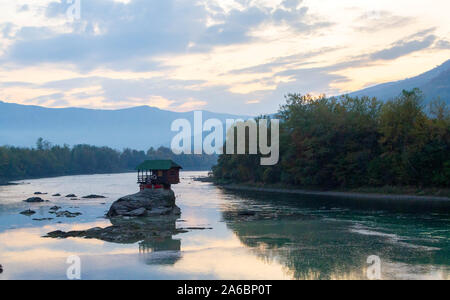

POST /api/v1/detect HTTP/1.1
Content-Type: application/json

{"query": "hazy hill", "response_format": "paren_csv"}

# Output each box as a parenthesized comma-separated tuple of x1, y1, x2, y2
(349, 59, 450, 103)
(2, 60, 448, 150)
(0, 102, 248, 150)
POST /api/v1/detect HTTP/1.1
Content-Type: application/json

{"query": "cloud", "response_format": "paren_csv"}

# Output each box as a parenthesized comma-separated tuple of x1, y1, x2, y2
(355, 10, 414, 32)
(370, 32, 436, 61)
(281, 0, 303, 10)
(23, 92, 66, 105)
(0, 23, 15, 39)
(228, 48, 338, 75)
(0, 1, 448, 116)
(6, 74, 247, 112)
(17, 4, 30, 13)
(0, 81, 34, 88)
(1, 0, 327, 72)
(435, 40, 450, 50)
(260, 66, 350, 104)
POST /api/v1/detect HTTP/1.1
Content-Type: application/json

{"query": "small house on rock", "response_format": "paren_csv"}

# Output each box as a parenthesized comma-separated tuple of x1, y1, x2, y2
(136, 160, 182, 190)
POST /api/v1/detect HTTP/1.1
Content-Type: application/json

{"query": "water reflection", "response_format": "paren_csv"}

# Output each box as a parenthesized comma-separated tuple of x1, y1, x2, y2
(220, 189, 450, 280)
(139, 238, 181, 266)
(45, 216, 183, 266)
(0, 172, 448, 279)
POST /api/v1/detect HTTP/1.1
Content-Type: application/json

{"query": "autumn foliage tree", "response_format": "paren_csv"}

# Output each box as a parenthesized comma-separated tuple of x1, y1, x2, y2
(213, 89, 450, 189)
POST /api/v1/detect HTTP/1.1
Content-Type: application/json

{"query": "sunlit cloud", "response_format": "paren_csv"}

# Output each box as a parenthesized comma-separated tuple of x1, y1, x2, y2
(0, 0, 448, 115)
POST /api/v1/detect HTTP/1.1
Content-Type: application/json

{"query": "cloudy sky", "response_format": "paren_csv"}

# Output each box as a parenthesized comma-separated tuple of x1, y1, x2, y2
(0, 0, 449, 115)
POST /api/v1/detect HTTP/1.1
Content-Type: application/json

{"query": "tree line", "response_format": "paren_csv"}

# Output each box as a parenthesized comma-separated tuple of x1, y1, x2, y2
(0, 141, 217, 182)
(213, 89, 450, 189)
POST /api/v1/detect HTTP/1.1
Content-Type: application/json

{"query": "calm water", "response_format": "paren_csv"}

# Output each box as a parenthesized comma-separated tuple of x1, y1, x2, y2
(0, 172, 448, 280)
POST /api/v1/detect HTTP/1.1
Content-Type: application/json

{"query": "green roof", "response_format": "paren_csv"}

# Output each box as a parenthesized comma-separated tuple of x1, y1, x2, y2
(136, 160, 182, 171)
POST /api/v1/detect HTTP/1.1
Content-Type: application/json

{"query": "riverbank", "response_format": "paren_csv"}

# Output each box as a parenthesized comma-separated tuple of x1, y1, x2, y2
(193, 176, 450, 210)
(220, 184, 450, 201)
(196, 176, 450, 198)
(218, 184, 450, 211)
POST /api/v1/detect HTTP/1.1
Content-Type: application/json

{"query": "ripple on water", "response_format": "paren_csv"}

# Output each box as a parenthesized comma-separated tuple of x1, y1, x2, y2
(349, 224, 441, 251)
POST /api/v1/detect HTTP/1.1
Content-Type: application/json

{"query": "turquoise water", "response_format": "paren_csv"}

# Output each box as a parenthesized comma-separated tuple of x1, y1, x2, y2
(0, 172, 448, 280)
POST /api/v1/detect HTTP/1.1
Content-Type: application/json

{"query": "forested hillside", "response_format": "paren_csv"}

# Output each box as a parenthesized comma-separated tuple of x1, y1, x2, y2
(213, 89, 450, 189)
(0, 141, 217, 183)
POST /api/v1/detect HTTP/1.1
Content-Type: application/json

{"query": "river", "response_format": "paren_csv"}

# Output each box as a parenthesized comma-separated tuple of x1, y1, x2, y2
(0, 171, 448, 280)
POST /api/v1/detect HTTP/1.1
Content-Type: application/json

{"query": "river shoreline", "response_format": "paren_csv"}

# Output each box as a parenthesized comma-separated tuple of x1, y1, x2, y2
(217, 184, 450, 211)
(194, 176, 450, 199)
(219, 184, 450, 201)
(0, 168, 213, 187)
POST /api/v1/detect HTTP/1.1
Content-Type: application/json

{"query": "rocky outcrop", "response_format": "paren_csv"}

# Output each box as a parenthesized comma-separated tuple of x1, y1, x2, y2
(106, 189, 181, 218)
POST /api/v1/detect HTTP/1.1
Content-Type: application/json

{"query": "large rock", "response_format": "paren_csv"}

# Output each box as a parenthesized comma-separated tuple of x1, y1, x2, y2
(106, 189, 181, 218)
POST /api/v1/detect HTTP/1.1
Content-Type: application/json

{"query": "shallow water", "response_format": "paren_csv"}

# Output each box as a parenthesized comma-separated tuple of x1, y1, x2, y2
(0, 172, 448, 280)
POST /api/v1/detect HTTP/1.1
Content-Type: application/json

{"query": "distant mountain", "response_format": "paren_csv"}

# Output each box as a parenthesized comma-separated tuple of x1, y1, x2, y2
(349, 59, 450, 103)
(0, 102, 248, 150)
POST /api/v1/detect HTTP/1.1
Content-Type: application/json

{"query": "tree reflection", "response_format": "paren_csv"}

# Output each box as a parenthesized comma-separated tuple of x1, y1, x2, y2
(220, 189, 448, 280)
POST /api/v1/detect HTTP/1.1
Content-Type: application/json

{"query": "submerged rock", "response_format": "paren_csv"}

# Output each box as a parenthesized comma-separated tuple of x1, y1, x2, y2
(24, 197, 45, 203)
(82, 194, 106, 199)
(107, 189, 181, 218)
(180, 227, 213, 230)
(33, 218, 54, 221)
(49, 206, 61, 211)
(20, 209, 36, 216)
(65, 194, 77, 198)
(49, 210, 82, 218)
(58, 211, 82, 218)
(52, 194, 61, 197)
(34, 192, 48, 195)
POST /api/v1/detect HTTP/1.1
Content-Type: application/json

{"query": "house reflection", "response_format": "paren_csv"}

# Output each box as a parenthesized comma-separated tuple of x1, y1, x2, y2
(138, 238, 182, 265)
(107, 216, 183, 266)
(46, 215, 183, 266)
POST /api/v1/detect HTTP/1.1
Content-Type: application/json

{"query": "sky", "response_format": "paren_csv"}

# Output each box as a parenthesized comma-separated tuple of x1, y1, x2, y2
(0, 0, 449, 115)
